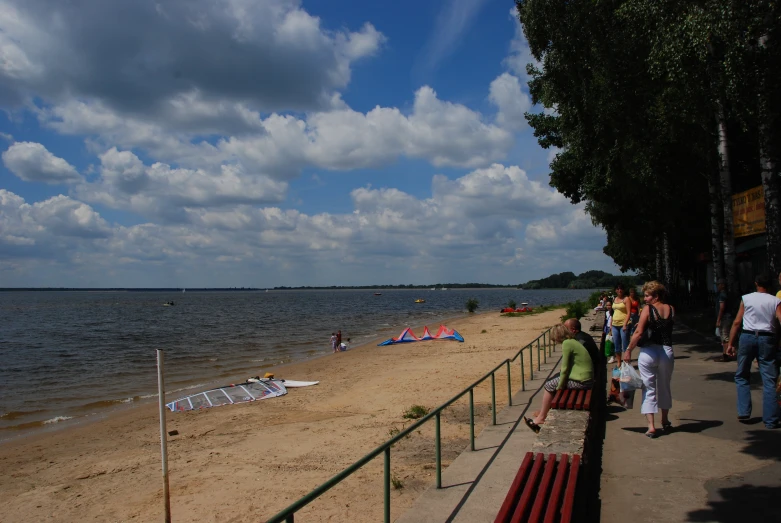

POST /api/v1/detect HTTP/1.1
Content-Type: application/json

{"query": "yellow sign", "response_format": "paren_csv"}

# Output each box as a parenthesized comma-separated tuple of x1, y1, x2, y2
(732, 186, 766, 238)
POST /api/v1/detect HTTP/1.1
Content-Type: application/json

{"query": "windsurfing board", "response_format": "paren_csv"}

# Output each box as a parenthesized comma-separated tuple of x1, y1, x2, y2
(279, 380, 319, 388)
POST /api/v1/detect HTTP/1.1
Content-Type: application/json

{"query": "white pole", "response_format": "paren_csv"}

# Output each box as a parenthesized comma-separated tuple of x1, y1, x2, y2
(157, 349, 172, 523)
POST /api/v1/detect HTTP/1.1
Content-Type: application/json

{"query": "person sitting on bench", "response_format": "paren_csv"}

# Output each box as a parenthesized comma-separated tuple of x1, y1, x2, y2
(524, 323, 594, 433)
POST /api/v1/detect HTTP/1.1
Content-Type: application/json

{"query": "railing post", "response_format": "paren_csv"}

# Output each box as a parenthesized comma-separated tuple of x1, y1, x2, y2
(384, 447, 391, 523)
(469, 389, 475, 451)
(491, 373, 496, 425)
(286, 515, 294, 523)
(549, 331, 553, 355)
(537, 339, 542, 370)
(506, 360, 512, 407)
(529, 344, 534, 381)
(520, 348, 525, 391)
(435, 413, 442, 488)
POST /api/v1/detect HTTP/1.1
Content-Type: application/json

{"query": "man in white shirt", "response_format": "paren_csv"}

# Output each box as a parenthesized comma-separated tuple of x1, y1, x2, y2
(727, 273, 781, 429)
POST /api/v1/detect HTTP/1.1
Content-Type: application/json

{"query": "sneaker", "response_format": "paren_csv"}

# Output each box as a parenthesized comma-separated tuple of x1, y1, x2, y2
(608, 356, 615, 364)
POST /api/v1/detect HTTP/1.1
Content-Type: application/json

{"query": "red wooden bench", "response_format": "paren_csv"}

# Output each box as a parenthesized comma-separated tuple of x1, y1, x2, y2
(494, 452, 580, 523)
(550, 388, 592, 410)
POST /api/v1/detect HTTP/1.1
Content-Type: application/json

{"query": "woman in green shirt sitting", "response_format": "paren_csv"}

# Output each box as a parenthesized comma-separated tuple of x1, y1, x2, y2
(524, 323, 594, 433)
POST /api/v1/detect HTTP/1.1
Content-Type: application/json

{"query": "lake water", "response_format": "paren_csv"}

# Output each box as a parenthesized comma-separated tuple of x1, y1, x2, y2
(0, 288, 595, 439)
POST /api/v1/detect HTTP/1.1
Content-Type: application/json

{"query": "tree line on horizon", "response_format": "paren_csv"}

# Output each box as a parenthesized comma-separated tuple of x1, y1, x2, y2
(520, 270, 642, 290)
(516, 0, 781, 300)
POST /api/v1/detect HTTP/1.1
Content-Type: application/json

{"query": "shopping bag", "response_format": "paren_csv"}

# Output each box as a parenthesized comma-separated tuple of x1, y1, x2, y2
(620, 389, 635, 409)
(605, 335, 615, 357)
(608, 368, 621, 404)
(619, 362, 643, 391)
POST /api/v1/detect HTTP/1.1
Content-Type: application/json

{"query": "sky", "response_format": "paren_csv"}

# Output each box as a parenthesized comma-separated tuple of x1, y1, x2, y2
(0, 0, 620, 288)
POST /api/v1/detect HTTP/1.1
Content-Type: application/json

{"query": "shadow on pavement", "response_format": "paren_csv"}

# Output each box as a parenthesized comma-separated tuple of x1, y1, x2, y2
(673, 418, 724, 433)
(704, 371, 761, 389)
(740, 429, 781, 461)
(687, 484, 778, 521)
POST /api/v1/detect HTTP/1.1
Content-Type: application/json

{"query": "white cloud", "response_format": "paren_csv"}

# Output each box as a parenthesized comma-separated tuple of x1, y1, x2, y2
(0, 0, 385, 121)
(489, 73, 532, 131)
(2, 141, 81, 184)
(416, 0, 490, 77)
(503, 7, 541, 84)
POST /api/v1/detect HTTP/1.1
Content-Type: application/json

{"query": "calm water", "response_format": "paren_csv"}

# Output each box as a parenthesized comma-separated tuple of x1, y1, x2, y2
(0, 288, 594, 438)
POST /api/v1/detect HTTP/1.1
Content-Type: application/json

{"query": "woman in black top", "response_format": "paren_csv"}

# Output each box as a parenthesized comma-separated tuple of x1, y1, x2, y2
(624, 281, 675, 438)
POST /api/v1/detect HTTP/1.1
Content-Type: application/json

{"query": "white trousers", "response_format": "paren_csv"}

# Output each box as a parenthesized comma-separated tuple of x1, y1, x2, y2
(638, 344, 674, 415)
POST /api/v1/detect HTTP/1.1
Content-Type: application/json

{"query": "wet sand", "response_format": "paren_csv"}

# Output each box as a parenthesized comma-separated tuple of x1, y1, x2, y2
(0, 309, 564, 522)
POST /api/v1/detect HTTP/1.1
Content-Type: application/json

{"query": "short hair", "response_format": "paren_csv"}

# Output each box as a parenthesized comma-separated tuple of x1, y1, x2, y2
(755, 273, 772, 289)
(615, 282, 625, 292)
(564, 318, 582, 332)
(642, 280, 666, 299)
(551, 323, 574, 343)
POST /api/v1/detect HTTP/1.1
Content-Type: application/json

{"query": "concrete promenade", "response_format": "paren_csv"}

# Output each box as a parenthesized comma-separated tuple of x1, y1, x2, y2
(600, 321, 781, 523)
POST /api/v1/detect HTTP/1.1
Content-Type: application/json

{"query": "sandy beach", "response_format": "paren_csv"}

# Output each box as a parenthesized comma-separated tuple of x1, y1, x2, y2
(0, 309, 564, 522)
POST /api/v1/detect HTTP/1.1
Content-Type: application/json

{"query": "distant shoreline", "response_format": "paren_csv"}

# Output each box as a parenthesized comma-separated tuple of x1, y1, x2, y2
(0, 285, 526, 292)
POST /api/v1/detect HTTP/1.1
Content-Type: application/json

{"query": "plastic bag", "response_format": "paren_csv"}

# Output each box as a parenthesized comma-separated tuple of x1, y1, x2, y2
(619, 362, 643, 391)
(715, 328, 721, 338)
(605, 335, 615, 357)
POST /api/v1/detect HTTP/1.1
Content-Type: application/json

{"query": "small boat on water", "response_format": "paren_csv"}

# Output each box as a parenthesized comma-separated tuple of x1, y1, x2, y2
(163, 301, 176, 306)
(414, 299, 426, 303)
(374, 292, 382, 296)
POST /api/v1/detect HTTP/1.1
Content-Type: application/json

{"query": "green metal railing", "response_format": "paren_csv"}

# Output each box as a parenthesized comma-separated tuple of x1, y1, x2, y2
(266, 326, 557, 523)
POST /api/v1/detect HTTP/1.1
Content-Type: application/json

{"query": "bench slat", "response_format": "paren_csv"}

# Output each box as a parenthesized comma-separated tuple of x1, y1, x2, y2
(584, 389, 592, 410)
(551, 389, 564, 409)
(566, 389, 577, 410)
(494, 452, 534, 523)
(560, 454, 581, 523)
(575, 390, 585, 410)
(510, 452, 546, 523)
(543, 454, 570, 523)
(528, 454, 558, 523)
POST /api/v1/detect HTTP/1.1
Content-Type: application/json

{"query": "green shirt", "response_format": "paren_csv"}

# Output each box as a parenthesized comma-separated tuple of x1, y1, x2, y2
(558, 339, 594, 388)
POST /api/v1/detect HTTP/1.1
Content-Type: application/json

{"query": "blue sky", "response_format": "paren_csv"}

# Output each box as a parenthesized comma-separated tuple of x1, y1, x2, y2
(0, 0, 619, 287)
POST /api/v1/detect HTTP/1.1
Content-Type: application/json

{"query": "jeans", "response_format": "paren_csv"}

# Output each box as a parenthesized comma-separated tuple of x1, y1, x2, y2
(611, 325, 629, 355)
(638, 344, 674, 414)
(735, 333, 780, 427)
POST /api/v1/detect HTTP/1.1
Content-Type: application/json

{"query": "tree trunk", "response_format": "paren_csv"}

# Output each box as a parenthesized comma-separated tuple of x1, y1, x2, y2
(717, 101, 737, 297)
(758, 34, 781, 280)
(663, 231, 673, 291)
(709, 166, 725, 290)
(655, 236, 663, 281)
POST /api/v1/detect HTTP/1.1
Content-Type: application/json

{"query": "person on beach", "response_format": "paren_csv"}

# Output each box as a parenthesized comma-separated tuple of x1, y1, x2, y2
(628, 287, 640, 336)
(524, 324, 594, 433)
(336, 330, 342, 349)
(715, 279, 734, 362)
(609, 283, 630, 365)
(330, 333, 338, 353)
(726, 273, 781, 429)
(565, 318, 602, 366)
(624, 281, 675, 438)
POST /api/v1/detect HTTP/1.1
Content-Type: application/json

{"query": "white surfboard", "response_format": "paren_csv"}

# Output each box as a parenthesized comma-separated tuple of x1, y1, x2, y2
(278, 380, 319, 388)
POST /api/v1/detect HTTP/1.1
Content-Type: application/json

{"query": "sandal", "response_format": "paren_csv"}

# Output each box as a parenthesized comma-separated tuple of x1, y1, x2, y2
(662, 421, 673, 432)
(524, 416, 541, 434)
(645, 430, 657, 438)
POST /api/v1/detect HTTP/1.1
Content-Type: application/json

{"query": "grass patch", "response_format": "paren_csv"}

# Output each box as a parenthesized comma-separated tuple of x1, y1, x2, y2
(481, 329, 487, 333)
(403, 404, 429, 419)
(391, 475, 404, 490)
(388, 426, 400, 438)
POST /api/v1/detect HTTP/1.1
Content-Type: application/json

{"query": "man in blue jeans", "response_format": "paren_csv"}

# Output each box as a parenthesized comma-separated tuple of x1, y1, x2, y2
(726, 273, 781, 429)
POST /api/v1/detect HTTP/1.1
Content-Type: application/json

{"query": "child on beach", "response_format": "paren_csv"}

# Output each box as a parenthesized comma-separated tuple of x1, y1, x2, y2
(330, 333, 338, 353)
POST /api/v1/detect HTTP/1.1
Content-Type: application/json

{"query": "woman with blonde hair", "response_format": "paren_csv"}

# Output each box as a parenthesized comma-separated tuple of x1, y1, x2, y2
(524, 323, 594, 433)
(624, 281, 675, 438)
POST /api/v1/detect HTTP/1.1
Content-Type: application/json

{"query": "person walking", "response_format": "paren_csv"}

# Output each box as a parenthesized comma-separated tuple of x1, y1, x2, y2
(330, 332, 338, 353)
(628, 287, 641, 336)
(715, 279, 734, 362)
(726, 273, 781, 429)
(624, 281, 675, 438)
(610, 283, 630, 365)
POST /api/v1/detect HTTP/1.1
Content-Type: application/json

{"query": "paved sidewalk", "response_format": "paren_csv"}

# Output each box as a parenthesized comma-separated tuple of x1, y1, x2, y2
(600, 323, 781, 522)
